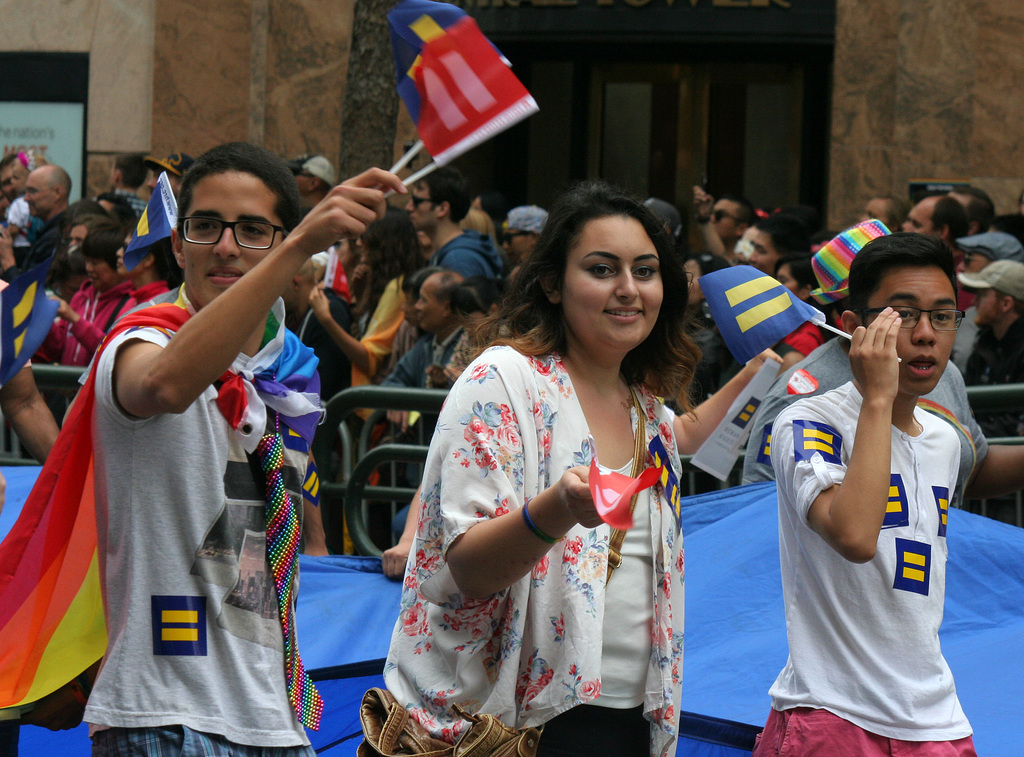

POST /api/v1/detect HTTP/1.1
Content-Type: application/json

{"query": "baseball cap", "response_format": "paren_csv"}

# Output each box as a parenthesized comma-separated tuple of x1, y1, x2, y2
(956, 231, 1024, 263)
(643, 197, 682, 240)
(957, 259, 1024, 301)
(289, 154, 336, 186)
(505, 205, 548, 235)
(143, 152, 194, 177)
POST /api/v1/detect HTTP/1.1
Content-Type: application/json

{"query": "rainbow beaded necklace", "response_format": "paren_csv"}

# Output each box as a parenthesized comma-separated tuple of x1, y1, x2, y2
(255, 417, 323, 730)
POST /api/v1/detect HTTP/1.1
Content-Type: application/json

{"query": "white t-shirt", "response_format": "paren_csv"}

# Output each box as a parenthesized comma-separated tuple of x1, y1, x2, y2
(85, 324, 311, 747)
(6, 196, 30, 248)
(768, 382, 972, 741)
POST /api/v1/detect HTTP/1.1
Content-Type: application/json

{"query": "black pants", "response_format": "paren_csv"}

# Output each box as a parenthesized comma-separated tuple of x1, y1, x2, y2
(538, 704, 648, 756)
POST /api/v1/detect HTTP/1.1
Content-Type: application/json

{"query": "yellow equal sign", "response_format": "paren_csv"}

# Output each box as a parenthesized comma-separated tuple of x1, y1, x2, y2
(887, 485, 904, 513)
(802, 428, 835, 453)
(901, 551, 927, 582)
(161, 609, 199, 641)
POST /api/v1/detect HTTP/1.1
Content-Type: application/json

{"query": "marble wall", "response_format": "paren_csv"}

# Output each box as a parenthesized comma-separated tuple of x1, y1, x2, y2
(828, 0, 1024, 227)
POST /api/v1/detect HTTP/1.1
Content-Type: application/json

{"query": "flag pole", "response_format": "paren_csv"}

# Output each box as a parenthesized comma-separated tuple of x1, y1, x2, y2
(818, 322, 851, 341)
(817, 320, 901, 362)
(402, 160, 439, 187)
(388, 140, 424, 174)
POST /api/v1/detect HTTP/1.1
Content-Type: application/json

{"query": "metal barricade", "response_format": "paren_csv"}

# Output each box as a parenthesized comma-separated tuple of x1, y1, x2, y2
(312, 385, 447, 554)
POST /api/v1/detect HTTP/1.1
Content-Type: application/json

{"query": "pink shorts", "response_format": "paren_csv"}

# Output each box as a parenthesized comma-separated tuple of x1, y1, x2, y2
(751, 707, 977, 757)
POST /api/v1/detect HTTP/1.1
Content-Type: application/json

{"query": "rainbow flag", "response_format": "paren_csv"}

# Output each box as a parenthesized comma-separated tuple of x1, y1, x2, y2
(0, 304, 189, 711)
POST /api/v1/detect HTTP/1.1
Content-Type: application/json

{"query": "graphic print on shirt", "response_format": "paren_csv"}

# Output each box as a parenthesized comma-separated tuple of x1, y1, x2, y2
(186, 442, 305, 650)
(883, 474, 910, 529)
(933, 486, 950, 538)
(151, 595, 207, 656)
(792, 420, 843, 464)
(893, 537, 931, 596)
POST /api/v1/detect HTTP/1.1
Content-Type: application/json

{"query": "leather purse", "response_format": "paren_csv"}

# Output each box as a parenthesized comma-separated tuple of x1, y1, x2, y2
(358, 687, 541, 757)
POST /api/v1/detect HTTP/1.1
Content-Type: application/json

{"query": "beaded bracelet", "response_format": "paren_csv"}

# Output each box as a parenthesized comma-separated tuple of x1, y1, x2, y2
(522, 501, 561, 544)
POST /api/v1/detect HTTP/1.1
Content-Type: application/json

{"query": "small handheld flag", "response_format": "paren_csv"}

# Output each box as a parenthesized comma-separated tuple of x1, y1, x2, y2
(588, 449, 661, 531)
(388, 0, 538, 169)
(699, 266, 837, 364)
(0, 259, 59, 385)
(124, 171, 178, 271)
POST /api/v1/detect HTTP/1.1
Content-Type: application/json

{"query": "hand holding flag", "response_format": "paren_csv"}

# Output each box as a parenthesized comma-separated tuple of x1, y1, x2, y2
(124, 171, 177, 271)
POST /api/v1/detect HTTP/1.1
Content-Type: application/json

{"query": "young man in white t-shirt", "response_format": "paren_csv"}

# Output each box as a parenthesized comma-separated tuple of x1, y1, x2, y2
(753, 232, 977, 756)
(83, 143, 405, 755)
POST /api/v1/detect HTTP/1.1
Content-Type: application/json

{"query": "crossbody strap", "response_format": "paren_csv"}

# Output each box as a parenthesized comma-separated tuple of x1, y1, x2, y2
(606, 388, 646, 583)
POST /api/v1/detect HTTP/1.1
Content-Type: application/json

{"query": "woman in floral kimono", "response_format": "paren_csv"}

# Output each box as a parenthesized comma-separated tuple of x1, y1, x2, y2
(384, 181, 699, 756)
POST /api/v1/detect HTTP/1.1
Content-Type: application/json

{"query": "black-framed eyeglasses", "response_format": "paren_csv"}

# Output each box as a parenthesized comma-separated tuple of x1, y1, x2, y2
(181, 216, 285, 250)
(502, 230, 531, 244)
(409, 194, 434, 208)
(713, 209, 739, 222)
(859, 306, 964, 331)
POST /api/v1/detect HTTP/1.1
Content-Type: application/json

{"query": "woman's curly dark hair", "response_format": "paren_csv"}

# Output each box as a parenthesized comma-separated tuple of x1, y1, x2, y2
(479, 180, 700, 405)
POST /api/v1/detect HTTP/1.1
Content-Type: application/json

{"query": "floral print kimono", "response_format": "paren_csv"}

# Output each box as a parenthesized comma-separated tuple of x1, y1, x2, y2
(384, 346, 686, 757)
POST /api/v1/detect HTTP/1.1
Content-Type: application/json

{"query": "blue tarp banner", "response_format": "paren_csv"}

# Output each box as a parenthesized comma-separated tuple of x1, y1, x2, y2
(5, 473, 1022, 755)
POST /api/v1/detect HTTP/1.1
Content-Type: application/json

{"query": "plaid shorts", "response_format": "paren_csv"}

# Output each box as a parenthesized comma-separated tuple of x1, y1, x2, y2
(91, 725, 317, 757)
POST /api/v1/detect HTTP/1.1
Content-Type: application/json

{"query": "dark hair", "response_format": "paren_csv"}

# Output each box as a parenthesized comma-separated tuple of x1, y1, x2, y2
(0, 153, 21, 172)
(950, 186, 995, 233)
(451, 275, 505, 317)
(358, 206, 422, 318)
(68, 199, 110, 225)
(178, 142, 302, 233)
(869, 196, 910, 231)
(719, 194, 756, 226)
(479, 180, 699, 402)
(775, 254, 816, 291)
(81, 217, 127, 269)
(114, 153, 147, 189)
(428, 270, 463, 305)
(777, 205, 821, 235)
(95, 192, 139, 228)
(475, 189, 508, 228)
(755, 213, 811, 256)
(847, 232, 956, 311)
(402, 265, 444, 296)
(686, 252, 730, 278)
(420, 166, 471, 223)
(991, 214, 1024, 249)
(931, 196, 969, 241)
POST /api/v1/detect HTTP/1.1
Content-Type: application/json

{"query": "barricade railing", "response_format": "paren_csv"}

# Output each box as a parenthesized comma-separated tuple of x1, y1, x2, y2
(8, 370, 1024, 546)
(312, 385, 447, 553)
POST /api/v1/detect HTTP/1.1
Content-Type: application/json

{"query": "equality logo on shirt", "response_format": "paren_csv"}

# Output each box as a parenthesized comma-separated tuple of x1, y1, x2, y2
(303, 459, 320, 507)
(731, 398, 761, 429)
(792, 420, 842, 464)
(756, 424, 773, 465)
(883, 474, 910, 529)
(152, 595, 208, 656)
(786, 368, 819, 395)
(933, 486, 950, 538)
(893, 538, 931, 596)
(282, 425, 310, 454)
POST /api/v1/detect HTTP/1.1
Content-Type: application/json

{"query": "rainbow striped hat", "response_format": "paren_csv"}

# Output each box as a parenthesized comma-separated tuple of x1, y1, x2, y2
(810, 219, 890, 304)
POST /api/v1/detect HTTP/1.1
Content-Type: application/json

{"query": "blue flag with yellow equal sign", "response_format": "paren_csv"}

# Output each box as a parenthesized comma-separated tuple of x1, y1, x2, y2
(699, 265, 826, 364)
(0, 259, 59, 385)
(124, 171, 177, 271)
